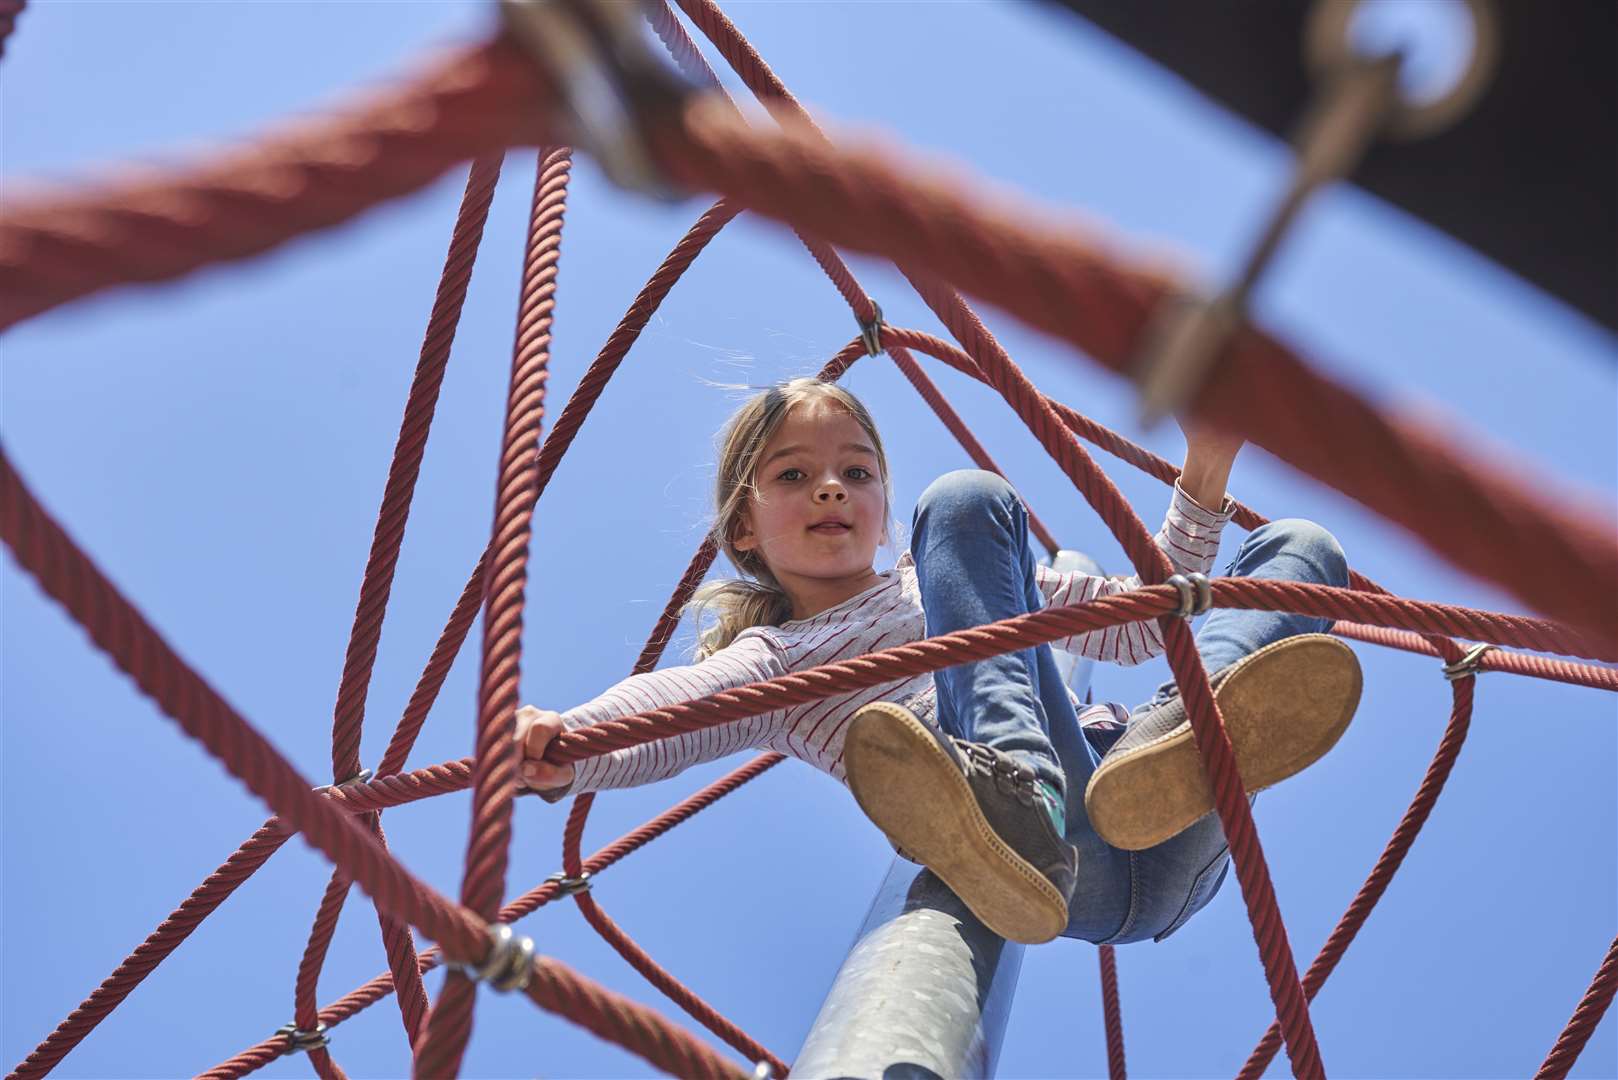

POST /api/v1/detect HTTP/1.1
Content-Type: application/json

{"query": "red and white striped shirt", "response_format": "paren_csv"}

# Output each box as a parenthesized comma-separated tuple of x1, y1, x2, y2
(559, 482, 1232, 799)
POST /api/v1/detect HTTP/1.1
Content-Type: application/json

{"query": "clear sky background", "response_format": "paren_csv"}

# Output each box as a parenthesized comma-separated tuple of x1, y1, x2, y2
(3, 3, 1615, 1079)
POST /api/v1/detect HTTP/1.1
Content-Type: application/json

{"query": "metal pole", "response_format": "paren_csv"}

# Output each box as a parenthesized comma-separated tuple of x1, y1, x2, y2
(793, 550, 1102, 1079)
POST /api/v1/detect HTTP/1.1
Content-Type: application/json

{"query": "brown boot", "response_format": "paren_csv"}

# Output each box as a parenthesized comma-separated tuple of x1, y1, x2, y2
(843, 701, 1077, 944)
(1084, 633, 1362, 851)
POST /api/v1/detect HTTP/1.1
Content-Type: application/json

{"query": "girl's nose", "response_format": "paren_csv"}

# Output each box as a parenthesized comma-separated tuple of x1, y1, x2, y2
(815, 484, 846, 502)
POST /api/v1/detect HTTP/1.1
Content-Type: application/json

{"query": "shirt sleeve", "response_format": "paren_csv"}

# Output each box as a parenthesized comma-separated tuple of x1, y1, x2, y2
(1032, 480, 1234, 666)
(528, 630, 789, 802)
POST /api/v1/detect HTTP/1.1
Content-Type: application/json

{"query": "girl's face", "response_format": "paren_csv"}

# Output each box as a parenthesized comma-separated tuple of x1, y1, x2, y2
(733, 399, 887, 619)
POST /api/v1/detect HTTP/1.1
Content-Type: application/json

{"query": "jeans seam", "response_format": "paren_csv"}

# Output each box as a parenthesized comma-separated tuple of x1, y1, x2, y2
(1100, 851, 1141, 945)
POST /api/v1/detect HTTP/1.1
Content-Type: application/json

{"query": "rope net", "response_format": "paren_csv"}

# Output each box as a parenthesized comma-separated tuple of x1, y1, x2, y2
(2, 3, 1614, 1077)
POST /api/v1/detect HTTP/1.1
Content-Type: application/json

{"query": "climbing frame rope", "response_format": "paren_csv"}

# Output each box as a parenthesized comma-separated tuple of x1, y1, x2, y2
(3, 4, 1615, 1078)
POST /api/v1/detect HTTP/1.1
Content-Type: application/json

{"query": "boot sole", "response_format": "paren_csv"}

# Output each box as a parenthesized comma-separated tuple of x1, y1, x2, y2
(1084, 634, 1362, 851)
(843, 702, 1069, 944)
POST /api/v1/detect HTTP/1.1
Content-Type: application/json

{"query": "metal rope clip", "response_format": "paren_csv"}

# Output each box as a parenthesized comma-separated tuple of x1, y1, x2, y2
(500, 0, 696, 198)
(275, 1021, 329, 1054)
(545, 870, 593, 896)
(1132, 0, 1499, 426)
(857, 300, 885, 357)
(750, 1061, 775, 1079)
(455, 923, 537, 993)
(1442, 642, 1496, 682)
(1166, 572, 1212, 618)
(314, 768, 374, 796)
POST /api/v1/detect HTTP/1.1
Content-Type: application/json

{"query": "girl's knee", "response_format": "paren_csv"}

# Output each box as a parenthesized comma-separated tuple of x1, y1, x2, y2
(1245, 518, 1348, 586)
(915, 469, 1019, 527)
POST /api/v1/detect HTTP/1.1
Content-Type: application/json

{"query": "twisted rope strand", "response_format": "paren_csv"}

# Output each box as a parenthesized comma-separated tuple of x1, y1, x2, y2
(415, 147, 572, 1079)
(299, 156, 503, 1062)
(576, 892, 790, 1077)
(9, 29, 1609, 646)
(0, 0, 25, 60)
(1237, 676, 1478, 1078)
(0, 41, 544, 331)
(6, 819, 292, 1080)
(1098, 945, 1126, 1080)
(648, 97, 1618, 648)
(204, 755, 785, 1078)
(0, 449, 742, 1080)
(1535, 934, 1618, 1080)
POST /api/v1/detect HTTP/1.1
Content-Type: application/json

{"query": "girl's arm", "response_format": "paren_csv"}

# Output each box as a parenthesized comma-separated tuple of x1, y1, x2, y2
(517, 630, 788, 802)
(1035, 420, 1242, 665)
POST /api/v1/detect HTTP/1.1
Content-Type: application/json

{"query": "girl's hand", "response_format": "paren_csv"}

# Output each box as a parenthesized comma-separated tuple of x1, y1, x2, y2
(515, 705, 575, 792)
(1176, 413, 1245, 466)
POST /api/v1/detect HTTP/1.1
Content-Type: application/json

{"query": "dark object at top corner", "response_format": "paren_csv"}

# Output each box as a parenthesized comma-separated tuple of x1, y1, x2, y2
(1050, 0, 1617, 336)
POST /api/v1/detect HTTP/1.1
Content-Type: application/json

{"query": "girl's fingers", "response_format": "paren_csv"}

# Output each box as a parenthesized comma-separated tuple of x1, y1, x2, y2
(520, 758, 575, 790)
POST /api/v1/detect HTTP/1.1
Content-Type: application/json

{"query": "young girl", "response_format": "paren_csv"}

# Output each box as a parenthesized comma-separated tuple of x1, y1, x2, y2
(517, 378, 1361, 946)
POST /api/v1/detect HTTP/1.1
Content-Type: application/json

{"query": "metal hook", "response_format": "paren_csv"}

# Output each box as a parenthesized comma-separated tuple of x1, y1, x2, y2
(501, 0, 696, 198)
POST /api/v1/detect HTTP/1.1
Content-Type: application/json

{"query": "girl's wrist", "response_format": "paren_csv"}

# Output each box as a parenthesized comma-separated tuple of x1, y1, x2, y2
(1178, 457, 1233, 511)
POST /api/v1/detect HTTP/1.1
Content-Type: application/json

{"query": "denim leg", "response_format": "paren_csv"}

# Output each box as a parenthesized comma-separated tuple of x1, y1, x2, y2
(1109, 518, 1350, 943)
(1142, 518, 1350, 708)
(912, 471, 1137, 941)
(910, 471, 1072, 799)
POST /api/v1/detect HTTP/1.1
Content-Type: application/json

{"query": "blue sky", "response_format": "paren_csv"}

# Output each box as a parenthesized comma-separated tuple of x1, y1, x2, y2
(3, 3, 1614, 1078)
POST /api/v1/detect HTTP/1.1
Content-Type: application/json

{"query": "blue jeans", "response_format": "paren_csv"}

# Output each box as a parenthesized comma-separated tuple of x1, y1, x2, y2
(911, 470, 1348, 944)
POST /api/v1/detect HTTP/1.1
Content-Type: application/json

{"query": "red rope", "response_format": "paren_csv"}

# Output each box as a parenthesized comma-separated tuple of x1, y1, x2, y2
(576, 892, 792, 1076)
(0, 450, 743, 1080)
(7, 36, 1611, 649)
(1098, 945, 1126, 1080)
(5, 9, 1613, 1072)
(0, 41, 542, 332)
(6, 819, 292, 1080)
(416, 147, 572, 1078)
(296, 154, 503, 1064)
(1332, 622, 1618, 691)
(1237, 673, 1478, 1077)
(649, 99, 1618, 650)
(203, 754, 786, 1078)
(1535, 934, 1618, 1080)
(649, 0, 1062, 558)
(0, 0, 24, 60)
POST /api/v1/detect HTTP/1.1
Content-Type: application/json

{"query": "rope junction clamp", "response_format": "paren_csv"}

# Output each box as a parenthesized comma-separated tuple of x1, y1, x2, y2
(1133, 0, 1497, 426)
(545, 870, 593, 896)
(500, 0, 696, 198)
(275, 1022, 329, 1054)
(1442, 642, 1496, 681)
(455, 923, 537, 993)
(1166, 572, 1213, 618)
(857, 300, 885, 357)
(314, 768, 374, 796)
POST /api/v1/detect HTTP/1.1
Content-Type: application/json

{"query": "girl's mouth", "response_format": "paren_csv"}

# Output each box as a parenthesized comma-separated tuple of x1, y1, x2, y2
(809, 522, 851, 534)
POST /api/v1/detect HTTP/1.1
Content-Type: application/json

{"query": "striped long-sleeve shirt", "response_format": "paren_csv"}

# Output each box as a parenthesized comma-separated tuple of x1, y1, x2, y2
(547, 481, 1233, 801)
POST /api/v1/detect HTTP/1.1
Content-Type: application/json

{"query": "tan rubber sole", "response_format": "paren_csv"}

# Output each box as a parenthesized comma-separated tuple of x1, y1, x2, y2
(842, 702, 1069, 944)
(1084, 634, 1362, 852)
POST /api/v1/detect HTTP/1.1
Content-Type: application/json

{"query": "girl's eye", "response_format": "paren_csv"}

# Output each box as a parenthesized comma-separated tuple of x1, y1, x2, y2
(845, 466, 872, 480)
(777, 468, 804, 482)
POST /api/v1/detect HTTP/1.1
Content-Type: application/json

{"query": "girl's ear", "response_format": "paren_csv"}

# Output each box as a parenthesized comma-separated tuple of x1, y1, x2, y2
(732, 508, 757, 552)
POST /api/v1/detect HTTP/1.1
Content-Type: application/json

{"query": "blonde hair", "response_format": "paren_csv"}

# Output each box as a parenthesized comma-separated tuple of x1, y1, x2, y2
(687, 378, 894, 659)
